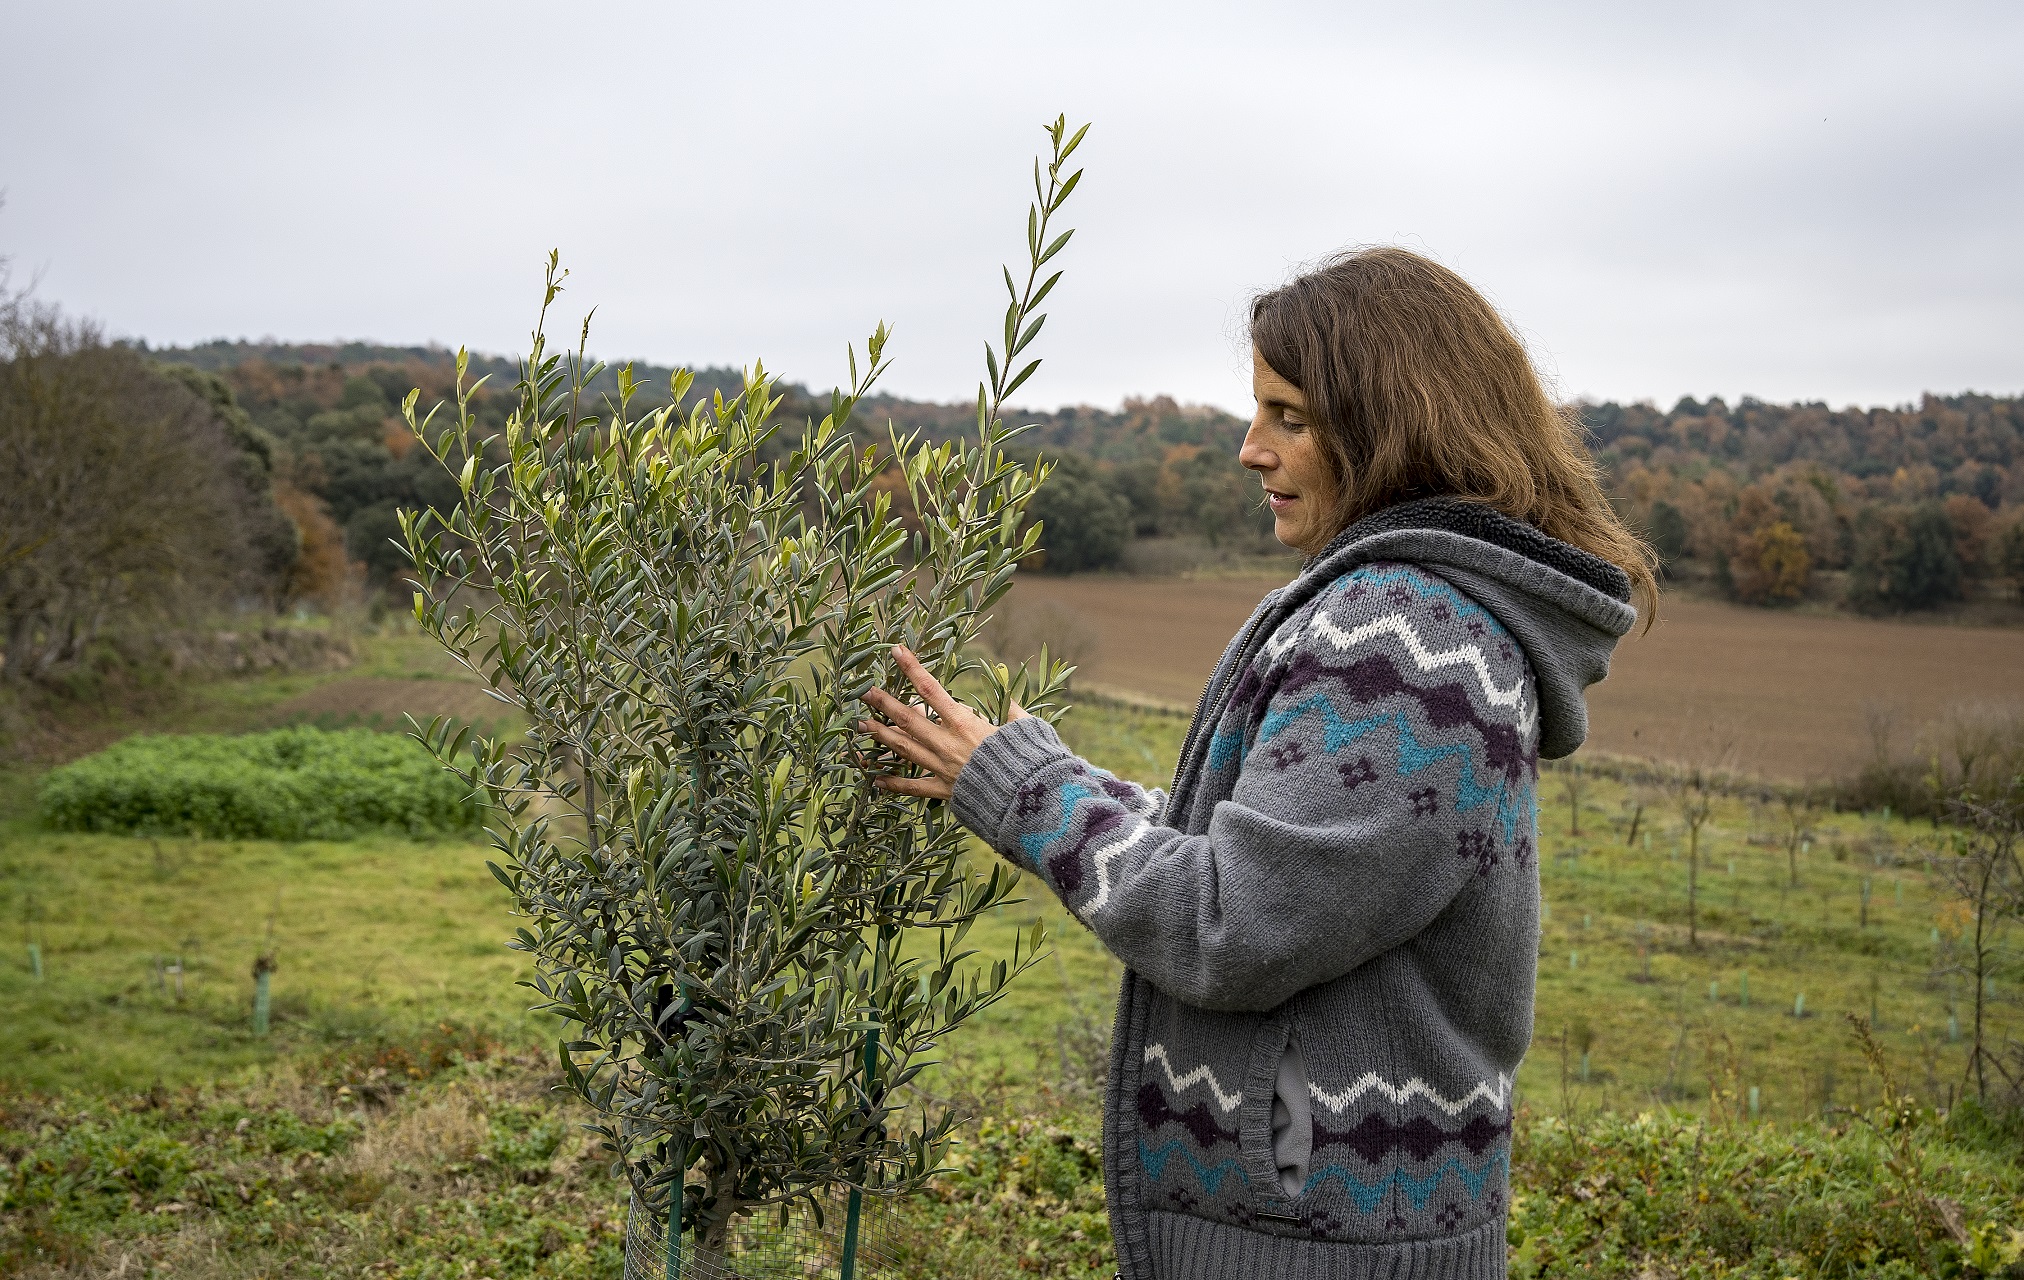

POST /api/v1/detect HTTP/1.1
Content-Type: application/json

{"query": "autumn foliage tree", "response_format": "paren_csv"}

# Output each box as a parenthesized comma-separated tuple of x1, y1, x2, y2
(1730, 521, 1811, 604)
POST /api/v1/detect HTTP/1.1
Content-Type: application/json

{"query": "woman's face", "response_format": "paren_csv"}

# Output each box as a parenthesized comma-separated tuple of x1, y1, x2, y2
(1240, 348, 1341, 556)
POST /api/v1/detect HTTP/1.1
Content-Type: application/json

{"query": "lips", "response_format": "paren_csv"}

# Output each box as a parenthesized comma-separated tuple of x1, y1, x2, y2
(1265, 489, 1297, 511)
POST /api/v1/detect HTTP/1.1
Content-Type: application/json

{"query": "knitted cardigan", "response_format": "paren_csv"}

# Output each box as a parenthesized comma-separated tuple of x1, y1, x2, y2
(952, 500, 1637, 1280)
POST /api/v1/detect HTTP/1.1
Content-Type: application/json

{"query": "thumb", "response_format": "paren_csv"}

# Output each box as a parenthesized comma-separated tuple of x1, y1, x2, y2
(1007, 701, 1032, 722)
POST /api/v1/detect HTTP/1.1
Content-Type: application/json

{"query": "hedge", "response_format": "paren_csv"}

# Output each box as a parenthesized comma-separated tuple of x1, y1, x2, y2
(36, 726, 480, 840)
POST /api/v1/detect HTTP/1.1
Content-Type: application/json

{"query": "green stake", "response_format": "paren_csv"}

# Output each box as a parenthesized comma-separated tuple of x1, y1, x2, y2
(1710, 980, 1719, 1002)
(667, 1174, 682, 1280)
(1748, 1086, 1760, 1120)
(1570, 950, 1579, 969)
(840, 1025, 880, 1280)
(1579, 1051, 1591, 1083)
(27, 943, 42, 980)
(1793, 992, 1806, 1018)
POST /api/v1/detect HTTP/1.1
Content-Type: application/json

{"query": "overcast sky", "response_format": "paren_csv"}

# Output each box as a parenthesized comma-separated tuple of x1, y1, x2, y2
(3, 1, 2020, 415)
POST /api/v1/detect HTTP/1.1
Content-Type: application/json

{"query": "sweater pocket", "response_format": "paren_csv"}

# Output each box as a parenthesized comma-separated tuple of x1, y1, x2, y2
(1131, 993, 1259, 1225)
(1268, 1033, 1311, 1200)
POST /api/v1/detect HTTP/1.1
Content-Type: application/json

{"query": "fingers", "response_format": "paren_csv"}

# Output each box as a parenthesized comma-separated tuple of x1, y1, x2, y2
(890, 645, 965, 726)
(858, 716, 950, 777)
(859, 686, 941, 740)
(871, 772, 952, 801)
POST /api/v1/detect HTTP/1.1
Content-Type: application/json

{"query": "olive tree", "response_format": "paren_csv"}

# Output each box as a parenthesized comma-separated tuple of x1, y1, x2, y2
(399, 118, 1088, 1271)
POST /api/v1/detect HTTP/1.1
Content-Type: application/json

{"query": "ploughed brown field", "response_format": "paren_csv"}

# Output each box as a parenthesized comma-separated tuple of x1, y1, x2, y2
(999, 573, 2024, 781)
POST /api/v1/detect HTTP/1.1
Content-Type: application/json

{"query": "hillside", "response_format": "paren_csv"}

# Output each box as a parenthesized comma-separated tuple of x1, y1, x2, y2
(133, 340, 2024, 611)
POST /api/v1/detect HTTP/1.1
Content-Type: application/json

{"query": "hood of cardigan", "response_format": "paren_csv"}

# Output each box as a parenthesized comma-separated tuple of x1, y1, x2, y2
(1296, 498, 1639, 760)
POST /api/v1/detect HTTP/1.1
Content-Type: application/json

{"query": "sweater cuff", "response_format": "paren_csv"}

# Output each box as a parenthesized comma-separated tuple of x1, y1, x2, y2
(951, 714, 1074, 855)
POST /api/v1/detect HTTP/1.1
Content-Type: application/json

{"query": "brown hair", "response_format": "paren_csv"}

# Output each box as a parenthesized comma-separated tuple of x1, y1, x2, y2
(1250, 246, 1658, 623)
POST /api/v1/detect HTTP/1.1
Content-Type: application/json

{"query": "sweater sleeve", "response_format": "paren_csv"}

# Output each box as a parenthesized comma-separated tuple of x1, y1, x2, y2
(951, 565, 1537, 1013)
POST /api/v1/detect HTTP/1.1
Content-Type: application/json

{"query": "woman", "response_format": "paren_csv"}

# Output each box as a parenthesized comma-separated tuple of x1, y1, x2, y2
(860, 247, 1654, 1279)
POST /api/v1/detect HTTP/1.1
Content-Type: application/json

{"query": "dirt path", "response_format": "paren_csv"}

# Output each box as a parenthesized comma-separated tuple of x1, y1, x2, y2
(1001, 573, 2024, 779)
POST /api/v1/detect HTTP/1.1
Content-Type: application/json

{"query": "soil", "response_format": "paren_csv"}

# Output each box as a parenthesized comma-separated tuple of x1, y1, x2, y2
(1001, 572, 2024, 781)
(258, 676, 514, 733)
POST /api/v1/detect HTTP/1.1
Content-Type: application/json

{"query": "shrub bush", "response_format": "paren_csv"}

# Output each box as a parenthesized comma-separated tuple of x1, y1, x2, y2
(36, 725, 480, 839)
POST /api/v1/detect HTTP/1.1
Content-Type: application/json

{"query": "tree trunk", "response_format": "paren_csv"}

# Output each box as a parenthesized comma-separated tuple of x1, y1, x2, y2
(694, 1167, 746, 1276)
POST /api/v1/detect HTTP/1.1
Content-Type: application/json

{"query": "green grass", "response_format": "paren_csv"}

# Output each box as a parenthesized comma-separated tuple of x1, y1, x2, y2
(1, 639, 2020, 1276)
(0, 824, 545, 1092)
(1523, 776, 2021, 1124)
(6, 1037, 2019, 1279)
(4, 654, 2017, 1113)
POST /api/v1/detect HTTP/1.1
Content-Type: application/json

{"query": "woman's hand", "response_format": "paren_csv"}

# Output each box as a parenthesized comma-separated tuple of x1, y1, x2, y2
(858, 645, 1029, 800)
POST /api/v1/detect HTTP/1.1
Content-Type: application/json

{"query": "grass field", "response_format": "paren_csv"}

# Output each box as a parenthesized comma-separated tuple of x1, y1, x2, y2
(3, 625, 2021, 1277)
(1002, 573, 2024, 780)
(5, 634, 2015, 1116)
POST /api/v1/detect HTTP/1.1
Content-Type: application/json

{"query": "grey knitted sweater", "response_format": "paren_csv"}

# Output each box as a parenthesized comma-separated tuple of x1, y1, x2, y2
(953, 500, 1637, 1280)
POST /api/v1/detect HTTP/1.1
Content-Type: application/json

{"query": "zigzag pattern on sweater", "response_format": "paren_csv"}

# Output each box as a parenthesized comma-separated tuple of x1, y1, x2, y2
(1311, 1112, 1511, 1164)
(1089, 766, 1156, 812)
(1246, 699, 1534, 845)
(1212, 607, 1531, 770)
(1017, 780, 1097, 865)
(1307, 1070, 1513, 1117)
(1262, 602, 1524, 713)
(1302, 1150, 1510, 1214)
(1138, 1082, 1240, 1148)
(1138, 1139, 1250, 1194)
(1310, 612, 1534, 736)
(1232, 650, 1533, 778)
(1142, 1043, 1244, 1111)
(1080, 816, 1156, 916)
(1047, 807, 1123, 894)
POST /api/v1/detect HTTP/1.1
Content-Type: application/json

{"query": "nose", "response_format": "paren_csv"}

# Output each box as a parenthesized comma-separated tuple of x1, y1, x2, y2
(1239, 418, 1275, 473)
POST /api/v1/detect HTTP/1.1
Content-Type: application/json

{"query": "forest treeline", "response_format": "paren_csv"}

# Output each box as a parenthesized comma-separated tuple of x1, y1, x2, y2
(6, 319, 2023, 689)
(1590, 394, 2024, 611)
(157, 339, 2024, 608)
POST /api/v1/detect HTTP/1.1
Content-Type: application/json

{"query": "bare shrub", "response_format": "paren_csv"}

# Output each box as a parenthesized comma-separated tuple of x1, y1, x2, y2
(1834, 702, 2024, 819)
(1, 289, 286, 683)
(985, 596, 1099, 677)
